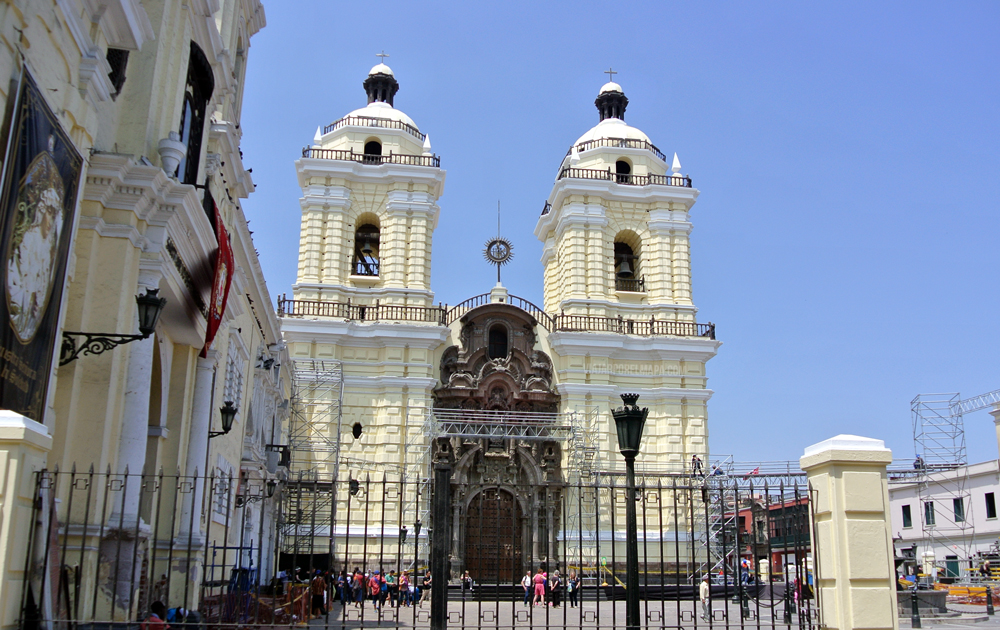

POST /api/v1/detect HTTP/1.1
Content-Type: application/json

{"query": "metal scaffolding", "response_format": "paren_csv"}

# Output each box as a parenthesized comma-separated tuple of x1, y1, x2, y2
(279, 359, 344, 558)
(910, 389, 1000, 570)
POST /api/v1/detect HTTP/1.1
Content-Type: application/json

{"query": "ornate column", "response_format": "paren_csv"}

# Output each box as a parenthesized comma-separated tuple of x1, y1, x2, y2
(179, 350, 217, 538)
(113, 272, 161, 525)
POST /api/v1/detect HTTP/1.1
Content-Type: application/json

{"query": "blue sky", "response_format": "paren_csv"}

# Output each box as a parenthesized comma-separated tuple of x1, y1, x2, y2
(240, 1, 999, 465)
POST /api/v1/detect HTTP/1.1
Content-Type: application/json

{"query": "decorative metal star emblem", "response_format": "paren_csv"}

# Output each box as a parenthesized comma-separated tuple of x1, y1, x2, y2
(483, 237, 514, 265)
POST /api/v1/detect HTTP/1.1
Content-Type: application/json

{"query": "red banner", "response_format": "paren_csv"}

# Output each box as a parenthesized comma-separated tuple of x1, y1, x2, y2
(201, 202, 233, 357)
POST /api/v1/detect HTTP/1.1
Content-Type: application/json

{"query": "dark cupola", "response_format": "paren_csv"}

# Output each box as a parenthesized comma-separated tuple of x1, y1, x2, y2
(595, 81, 628, 122)
(363, 63, 399, 106)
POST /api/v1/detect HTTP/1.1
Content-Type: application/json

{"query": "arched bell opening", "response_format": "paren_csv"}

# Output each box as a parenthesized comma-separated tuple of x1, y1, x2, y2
(352, 219, 380, 277)
(363, 138, 382, 164)
(615, 158, 632, 184)
(614, 230, 644, 292)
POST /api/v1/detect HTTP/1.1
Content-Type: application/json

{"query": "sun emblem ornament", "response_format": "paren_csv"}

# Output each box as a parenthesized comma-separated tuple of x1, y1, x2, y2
(483, 237, 514, 282)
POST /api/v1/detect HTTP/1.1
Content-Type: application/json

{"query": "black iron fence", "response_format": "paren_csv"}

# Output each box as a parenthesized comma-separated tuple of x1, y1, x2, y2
(18, 465, 816, 630)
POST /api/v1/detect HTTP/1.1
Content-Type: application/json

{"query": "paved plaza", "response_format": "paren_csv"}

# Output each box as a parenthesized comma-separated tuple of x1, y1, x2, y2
(308, 593, 818, 629)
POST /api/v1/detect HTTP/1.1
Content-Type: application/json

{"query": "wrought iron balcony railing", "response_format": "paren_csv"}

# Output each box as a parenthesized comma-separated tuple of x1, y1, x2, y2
(277, 297, 445, 323)
(302, 147, 440, 167)
(615, 276, 645, 292)
(322, 114, 426, 141)
(558, 167, 692, 188)
(566, 136, 668, 162)
(277, 295, 716, 340)
(541, 201, 552, 216)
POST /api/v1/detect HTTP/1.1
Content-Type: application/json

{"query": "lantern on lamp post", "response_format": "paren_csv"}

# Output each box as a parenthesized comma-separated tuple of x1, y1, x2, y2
(612, 393, 648, 630)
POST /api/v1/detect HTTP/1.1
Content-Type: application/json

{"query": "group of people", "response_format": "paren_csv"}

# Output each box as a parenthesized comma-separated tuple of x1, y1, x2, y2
(298, 567, 432, 618)
(520, 569, 582, 608)
(334, 568, 431, 610)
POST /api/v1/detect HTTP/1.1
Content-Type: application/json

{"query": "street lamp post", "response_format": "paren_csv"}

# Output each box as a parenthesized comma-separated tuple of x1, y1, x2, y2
(612, 393, 649, 630)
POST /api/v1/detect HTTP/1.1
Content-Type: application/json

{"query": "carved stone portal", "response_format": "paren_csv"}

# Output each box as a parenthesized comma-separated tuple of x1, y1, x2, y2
(434, 303, 563, 583)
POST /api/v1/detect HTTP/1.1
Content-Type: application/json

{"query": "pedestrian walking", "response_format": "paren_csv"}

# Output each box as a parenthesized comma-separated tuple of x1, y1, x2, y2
(521, 571, 533, 606)
(550, 571, 562, 608)
(398, 571, 411, 607)
(567, 571, 581, 607)
(700, 575, 711, 621)
(311, 570, 328, 618)
(461, 570, 473, 599)
(420, 571, 432, 606)
(532, 568, 547, 606)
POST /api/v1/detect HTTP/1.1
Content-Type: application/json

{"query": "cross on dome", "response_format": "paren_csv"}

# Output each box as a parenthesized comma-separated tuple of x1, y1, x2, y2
(376, 51, 389, 63)
(604, 67, 617, 81)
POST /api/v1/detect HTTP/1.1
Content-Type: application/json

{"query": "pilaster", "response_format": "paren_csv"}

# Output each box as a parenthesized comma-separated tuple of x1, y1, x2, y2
(801, 435, 898, 630)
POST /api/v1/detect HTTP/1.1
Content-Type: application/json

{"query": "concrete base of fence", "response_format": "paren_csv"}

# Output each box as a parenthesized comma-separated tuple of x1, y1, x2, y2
(801, 434, 899, 630)
(895, 590, 947, 615)
(0, 411, 52, 630)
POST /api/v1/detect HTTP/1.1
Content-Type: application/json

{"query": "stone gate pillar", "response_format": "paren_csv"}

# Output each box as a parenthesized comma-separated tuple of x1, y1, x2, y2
(0, 412, 51, 630)
(800, 435, 898, 630)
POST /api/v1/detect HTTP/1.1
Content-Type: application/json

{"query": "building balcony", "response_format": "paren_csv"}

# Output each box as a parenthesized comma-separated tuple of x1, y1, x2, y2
(278, 296, 445, 323)
(558, 167, 692, 188)
(322, 114, 426, 141)
(301, 147, 440, 167)
(566, 136, 668, 162)
(278, 294, 716, 340)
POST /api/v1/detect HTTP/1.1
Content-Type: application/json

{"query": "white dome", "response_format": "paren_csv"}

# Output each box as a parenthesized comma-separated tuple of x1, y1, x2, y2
(369, 63, 394, 76)
(345, 101, 419, 131)
(573, 117, 650, 146)
(599, 81, 622, 94)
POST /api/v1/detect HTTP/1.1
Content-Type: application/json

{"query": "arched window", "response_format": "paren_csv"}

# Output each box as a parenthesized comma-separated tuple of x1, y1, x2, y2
(615, 159, 631, 184)
(352, 223, 380, 276)
(352, 423, 363, 439)
(488, 325, 508, 359)
(363, 139, 382, 164)
(177, 42, 214, 185)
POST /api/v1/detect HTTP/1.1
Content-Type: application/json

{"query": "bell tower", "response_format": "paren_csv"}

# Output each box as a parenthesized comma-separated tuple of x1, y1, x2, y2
(292, 62, 444, 308)
(533, 77, 720, 471)
(535, 79, 697, 318)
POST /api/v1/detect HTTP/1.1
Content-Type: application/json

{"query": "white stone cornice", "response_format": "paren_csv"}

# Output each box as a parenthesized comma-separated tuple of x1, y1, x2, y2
(296, 158, 446, 199)
(554, 299, 700, 316)
(547, 331, 721, 362)
(89, 0, 155, 50)
(208, 121, 252, 198)
(291, 284, 436, 302)
(281, 318, 449, 350)
(341, 375, 438, 391)
(555, 383, 617, 397)
(647, 208, 693, 236)
(535, 179, 700, 241)
(76, 216, 144, 248)
(244, 0, 266, 37)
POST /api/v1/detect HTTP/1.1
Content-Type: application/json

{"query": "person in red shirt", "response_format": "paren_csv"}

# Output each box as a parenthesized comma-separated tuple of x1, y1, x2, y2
(141, 602, 168, 630)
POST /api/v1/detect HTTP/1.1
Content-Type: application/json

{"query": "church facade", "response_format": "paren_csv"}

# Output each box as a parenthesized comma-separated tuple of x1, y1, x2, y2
(279, 63, 720, 581)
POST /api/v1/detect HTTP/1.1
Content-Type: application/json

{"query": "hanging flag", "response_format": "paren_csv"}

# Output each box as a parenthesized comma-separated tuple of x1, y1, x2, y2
(201, 201, 233, 357)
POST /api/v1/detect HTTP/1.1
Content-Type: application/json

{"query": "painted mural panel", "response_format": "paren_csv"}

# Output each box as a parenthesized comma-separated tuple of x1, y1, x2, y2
(0, 72, 83, 421)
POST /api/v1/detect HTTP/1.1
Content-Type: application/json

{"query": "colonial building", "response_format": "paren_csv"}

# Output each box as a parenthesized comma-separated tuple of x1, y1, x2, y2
(0, 2, 288, 629)
(280, 65, 721, 581)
